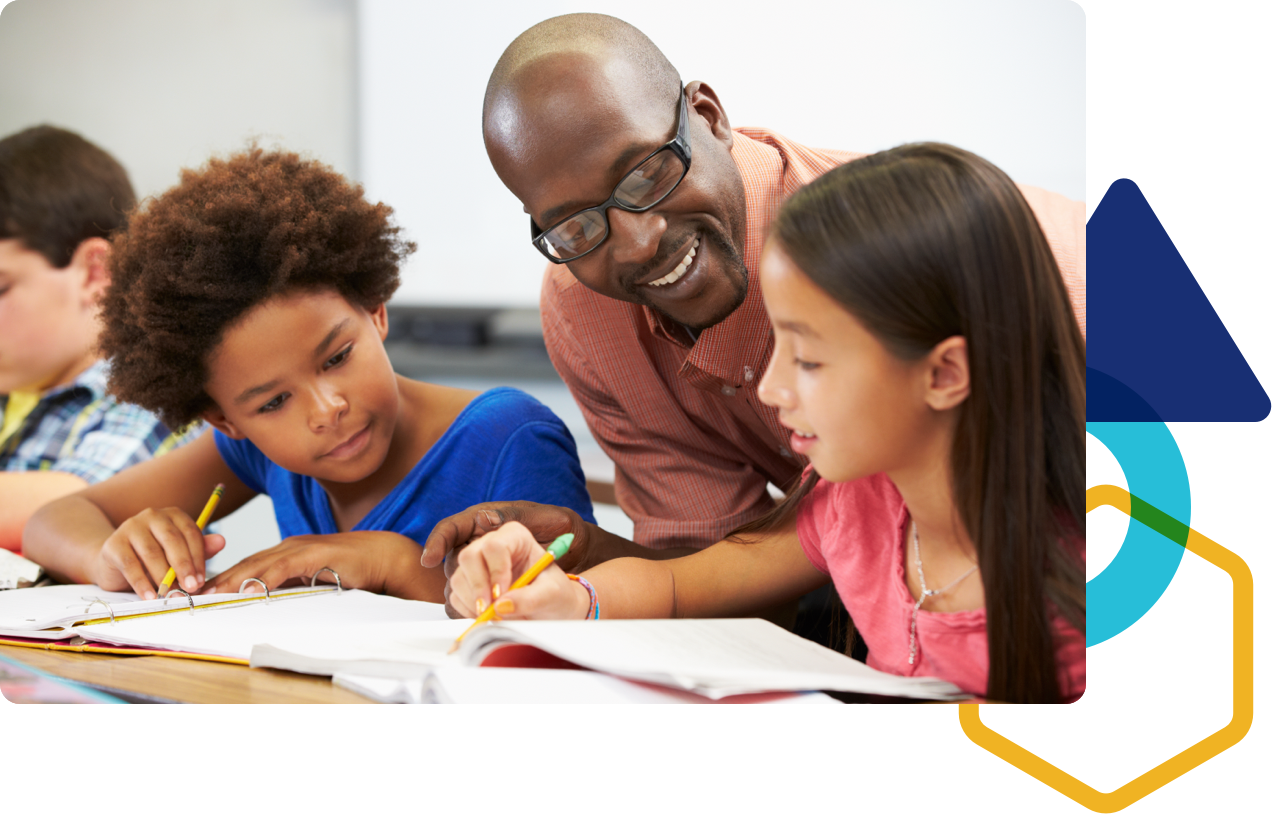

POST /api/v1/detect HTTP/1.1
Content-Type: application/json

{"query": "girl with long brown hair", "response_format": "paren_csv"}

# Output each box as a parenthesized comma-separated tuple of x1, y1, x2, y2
(446, 142, 1086, 703)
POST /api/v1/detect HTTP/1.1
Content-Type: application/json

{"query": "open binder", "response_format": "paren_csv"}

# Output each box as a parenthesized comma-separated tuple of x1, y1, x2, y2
(0, 574, 450, 665)
(0, 583, 337, 641)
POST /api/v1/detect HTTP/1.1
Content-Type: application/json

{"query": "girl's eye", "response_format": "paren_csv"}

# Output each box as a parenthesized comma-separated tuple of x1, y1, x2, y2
(795, 357, 821, 372)
(258, 393, 289, 414)
(324, 346, 352, 370)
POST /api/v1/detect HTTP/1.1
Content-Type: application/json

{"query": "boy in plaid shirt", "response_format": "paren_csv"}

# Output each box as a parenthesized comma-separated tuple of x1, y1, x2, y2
(0, 126, 199, 552)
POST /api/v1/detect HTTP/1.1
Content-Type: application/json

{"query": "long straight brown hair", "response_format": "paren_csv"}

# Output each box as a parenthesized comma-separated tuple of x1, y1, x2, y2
(741, 143, 1086, 703)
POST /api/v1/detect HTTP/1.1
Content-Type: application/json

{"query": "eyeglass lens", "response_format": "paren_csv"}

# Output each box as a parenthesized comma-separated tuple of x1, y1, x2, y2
(540, 149, 687, 260)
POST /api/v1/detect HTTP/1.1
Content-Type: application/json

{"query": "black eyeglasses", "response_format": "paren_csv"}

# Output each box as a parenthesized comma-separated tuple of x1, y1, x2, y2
(530, 86, 692, 263)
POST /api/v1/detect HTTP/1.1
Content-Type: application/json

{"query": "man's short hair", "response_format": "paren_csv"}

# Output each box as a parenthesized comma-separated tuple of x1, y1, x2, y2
(0, 125, 136, 267)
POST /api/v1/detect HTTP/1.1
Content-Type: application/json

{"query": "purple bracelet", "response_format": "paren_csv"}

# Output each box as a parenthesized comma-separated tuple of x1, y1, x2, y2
(567, 574, 600, 620)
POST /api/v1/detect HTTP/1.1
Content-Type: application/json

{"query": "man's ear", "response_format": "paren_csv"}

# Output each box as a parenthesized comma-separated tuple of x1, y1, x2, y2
(925, 336, 970, 411)
(368, 301, 389, 342)
(202, 405, 245, 439)
(70, 237, 111, 306)
(685, 81, 733, 148)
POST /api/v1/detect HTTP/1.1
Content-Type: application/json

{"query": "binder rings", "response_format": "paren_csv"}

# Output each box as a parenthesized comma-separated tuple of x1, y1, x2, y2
(0, 573, 450, 665)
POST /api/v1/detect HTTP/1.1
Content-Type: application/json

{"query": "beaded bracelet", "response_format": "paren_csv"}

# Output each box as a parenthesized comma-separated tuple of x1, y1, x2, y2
(566, 574, 600, 620)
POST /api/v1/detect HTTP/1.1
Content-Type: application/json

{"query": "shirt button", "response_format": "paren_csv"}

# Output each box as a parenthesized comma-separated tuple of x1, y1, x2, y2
(780, 448, 793, 458)
(743, 366, 755, 382)
(720, 385, 737, 396)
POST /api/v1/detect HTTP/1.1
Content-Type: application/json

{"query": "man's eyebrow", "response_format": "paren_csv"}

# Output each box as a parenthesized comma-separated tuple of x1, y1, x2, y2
(537, 142, 657, 227)
(235, 379, 283, 405)
(775, 319, 823, 340)
(313, 318, 352, 359)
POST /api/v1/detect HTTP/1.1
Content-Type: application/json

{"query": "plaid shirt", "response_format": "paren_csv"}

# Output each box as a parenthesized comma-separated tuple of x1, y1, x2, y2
(543, 128, 1087, 550)
(0, 360, 202, 483)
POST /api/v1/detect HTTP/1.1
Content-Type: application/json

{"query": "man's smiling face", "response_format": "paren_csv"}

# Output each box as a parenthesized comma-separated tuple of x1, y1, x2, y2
(486, 54, 749, 332)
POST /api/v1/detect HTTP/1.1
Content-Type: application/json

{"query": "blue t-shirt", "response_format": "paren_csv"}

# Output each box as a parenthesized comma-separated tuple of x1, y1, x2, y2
(213, 387, 595, 544)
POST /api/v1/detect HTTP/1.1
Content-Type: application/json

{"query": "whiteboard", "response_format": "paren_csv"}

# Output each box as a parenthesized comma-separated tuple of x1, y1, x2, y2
(359, 0, 1084, 307)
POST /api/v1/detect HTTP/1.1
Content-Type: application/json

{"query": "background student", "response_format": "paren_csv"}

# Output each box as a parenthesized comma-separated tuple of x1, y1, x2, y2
(23, 147, 593, 601)
(445, 143, 1086, 703)
(0, 125, 200, 552)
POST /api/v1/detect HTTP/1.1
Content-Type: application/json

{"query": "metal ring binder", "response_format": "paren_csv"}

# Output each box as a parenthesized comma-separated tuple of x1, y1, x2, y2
(239, 578, 271, 602)
(83, 598, 116, 625)
(310, 567, 342, 593)
(164, 589, 196, 615)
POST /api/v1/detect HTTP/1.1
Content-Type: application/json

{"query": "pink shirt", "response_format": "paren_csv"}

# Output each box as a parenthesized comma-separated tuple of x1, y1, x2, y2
(796, 474, 1085, 701)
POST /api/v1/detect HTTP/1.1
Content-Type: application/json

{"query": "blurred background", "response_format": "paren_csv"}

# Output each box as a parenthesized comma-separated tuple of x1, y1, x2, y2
(0, 0, 1083, 563)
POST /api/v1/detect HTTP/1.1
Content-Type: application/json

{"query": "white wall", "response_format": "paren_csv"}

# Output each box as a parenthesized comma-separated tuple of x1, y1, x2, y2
(1088, 16, 1272, 203)
(360, 0, 1085, 307)
(0, 0, 356, 200)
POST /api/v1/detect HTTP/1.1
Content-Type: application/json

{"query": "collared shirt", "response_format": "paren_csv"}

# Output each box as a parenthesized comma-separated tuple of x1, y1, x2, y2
(542, 128, 1087, 550)
(0, 359, 202, 484)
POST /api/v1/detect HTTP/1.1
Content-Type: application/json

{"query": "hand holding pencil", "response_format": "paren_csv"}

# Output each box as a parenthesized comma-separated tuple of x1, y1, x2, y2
(156, 484, 224, 598)
(89, 484, 229, 600)
(447, 523, 589, 637)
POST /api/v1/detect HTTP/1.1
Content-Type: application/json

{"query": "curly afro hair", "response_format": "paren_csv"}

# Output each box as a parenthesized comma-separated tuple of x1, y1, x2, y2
(100, 147, 415, 430)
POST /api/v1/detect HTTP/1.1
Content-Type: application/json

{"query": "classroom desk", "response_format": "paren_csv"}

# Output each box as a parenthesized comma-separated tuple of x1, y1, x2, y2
(0, 643, 372, 704)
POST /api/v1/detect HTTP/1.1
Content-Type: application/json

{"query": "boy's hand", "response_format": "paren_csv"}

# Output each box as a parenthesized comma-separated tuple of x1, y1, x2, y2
(448, 521, 591, 621)
(89, 507, 226, 599)
(201, 531, 444, 603)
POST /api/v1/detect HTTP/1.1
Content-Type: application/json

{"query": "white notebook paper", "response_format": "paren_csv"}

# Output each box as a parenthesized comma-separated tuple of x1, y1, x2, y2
(251, 617, 968, 701)
(335, 666, 843, 704)
(72, 589, 450, 661)
(0, 582, 345, 640)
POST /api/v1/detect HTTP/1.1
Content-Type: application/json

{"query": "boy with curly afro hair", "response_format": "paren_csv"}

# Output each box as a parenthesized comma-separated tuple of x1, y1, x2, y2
(24, 147, 594, 601)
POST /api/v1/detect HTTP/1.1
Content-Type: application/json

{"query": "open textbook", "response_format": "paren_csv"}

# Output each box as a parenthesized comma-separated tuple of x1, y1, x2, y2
(252, 617, 968, 701)
(0, 584, 966, 701)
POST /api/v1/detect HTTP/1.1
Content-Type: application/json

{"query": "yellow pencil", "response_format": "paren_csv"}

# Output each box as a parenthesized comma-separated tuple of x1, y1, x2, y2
(155, 483, 224, 598)
(449, 532, 574, 653)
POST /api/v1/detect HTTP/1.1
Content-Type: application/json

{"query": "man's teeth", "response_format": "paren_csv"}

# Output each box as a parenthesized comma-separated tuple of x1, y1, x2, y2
(794, 431, 815, 438)
(648, 238, 700, 287)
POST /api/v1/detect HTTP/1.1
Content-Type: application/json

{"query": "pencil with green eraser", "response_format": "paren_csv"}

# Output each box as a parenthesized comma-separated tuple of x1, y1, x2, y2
(156, 483, 224, 598)
(449, 532, 574, 652)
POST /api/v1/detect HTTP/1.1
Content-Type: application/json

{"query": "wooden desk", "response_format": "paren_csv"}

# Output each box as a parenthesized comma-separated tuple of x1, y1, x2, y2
(0, 643, 373, 704)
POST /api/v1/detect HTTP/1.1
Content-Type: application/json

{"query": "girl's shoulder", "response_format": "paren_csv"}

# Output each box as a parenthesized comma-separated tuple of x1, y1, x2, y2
(796, 472, 905, 572)
(804, 472, 904, 525)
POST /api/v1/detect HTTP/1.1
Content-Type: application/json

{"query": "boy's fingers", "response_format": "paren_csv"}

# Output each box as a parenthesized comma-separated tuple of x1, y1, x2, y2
(130, 532, 178, 591)
(168, 510, 209, 581)
(203, 533, 227, 558)
(149, 517, 200, 591)
(109, 546, 158, 600)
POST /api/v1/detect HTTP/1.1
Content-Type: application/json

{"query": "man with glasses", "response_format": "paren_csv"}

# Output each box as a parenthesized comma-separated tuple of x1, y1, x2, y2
(423, 14, 1086, 612)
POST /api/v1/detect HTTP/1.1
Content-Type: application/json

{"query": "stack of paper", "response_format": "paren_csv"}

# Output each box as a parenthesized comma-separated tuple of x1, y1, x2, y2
(335, 667, 842, 704)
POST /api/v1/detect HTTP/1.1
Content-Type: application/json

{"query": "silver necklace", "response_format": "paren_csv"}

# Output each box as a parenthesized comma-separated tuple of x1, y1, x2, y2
(908, 525, 979, 665)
